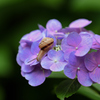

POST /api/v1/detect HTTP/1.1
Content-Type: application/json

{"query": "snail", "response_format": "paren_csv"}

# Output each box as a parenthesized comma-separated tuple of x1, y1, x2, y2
(27, 37, 54, 63)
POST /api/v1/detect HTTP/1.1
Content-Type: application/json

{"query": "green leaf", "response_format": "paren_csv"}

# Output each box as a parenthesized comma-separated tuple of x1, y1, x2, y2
(55, 78, 81, 100)
(48, 71, 67, 78)
(77, 85, 100, 100)
(92, 83, 100, 92)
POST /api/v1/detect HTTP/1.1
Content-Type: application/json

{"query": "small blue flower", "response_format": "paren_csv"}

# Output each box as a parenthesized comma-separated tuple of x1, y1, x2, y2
(61, 32, 93, 61)
(21, 64, 51, 86)
(64, 52, 93, 86)
(41, 50, 67, 71)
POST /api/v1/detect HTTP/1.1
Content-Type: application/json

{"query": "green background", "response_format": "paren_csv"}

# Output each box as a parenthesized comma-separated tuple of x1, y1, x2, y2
(0, 0, 100, 100)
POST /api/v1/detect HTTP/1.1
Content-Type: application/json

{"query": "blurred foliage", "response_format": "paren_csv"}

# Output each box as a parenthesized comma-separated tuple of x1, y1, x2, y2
(0, 0, 100, 100)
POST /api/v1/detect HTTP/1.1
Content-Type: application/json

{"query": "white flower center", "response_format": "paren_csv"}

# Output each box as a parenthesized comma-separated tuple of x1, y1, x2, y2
(98, 64, 100, 67)
(29, 39, 32, 41)
(55, 30, 57, 33)
(54, 59, 58, 63)
(77, 67, 80, 70)
(53, 45, 62, 51)
(75, 47, 78, 50)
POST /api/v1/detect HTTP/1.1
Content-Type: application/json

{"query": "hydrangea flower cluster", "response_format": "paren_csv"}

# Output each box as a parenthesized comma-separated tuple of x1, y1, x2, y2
(16, 18, 100, 87)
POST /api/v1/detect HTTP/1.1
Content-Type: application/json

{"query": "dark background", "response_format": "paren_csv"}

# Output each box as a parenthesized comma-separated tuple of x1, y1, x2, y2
(0, 0, 100, 100)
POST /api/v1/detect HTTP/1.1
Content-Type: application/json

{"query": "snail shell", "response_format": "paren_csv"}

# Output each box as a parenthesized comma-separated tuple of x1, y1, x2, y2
(39, 37, 54, 51)
(37, 37, 54, 61)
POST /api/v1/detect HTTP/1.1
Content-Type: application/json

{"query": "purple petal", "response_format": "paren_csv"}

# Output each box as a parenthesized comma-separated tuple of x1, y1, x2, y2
(64, 64, 77, 79)
(16, 54, 23, 66)
(31, 42, 40, 55)
(21, 64, 34, 73)
(20, 40, 32, 48)
(50, 62, 67, 72)
(61, 39, 75, 61)
(69, 19, 92, 28)
(89, 67, 100, 84)
(24, 65, 46, 86)
(77, 68, 93, 86)
(69, 52, 83, 66)
(29, 30, 43, 42)
(67, 32, 82, 47)
(38, 24, 45, 32)
(25, 55, 38, 65)
(75, 34, 93, 56)
(61, 38, 75, 53)
(19, 47, 32, 61)
(92, 35, 100, 49)
(59, 27, 87, 34)
(95, 34, 100, 43)
(21, 71, 26, 77)
(41, 57, 54, 69)
(43, 69, 52, 77)
(46, 19, 62, 32)
(20, 34, 29, 41)
(84, 53, 97, 71)
(48, 50, 64, 61)
(94, 50, 100, 64)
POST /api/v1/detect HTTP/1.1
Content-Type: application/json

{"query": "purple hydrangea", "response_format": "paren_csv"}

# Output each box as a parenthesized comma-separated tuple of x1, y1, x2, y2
(64, 52, 93, 86)
(16, 18, 97, 87)
(61, 32, 93, 61)
(41, 50, 67, 71)
(85, 50, 100, 84)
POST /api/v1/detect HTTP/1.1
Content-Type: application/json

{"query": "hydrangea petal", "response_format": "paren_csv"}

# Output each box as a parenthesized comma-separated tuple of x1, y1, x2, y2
(20, 40, 32, 48)
(69, 19, 92, 28)
(16, 54, 23, 66)
(46, 19, 62, 32)
(85, 52, 97, 71)
(48, 50, 64, 61)
(67, 32, 82, 47)
(50, 62, 67, 72)
(94, 34, 100, 43)
(21, 71, 26, 77)
(29, 30, 43, 42)
(69, 52, 83, 66)
(25, 55, 38, 65)
(21, 64, 34, 73)
(24, 65, 46, 86)
(75, 34, 93, 56)
(19, 47, 32, 61)
(89, 67, 100, 84)
(38, 24, 45, 32)
(61, 38, 75, 53)
(64, 64, 77, 79)
(41, 57, 54, 69)
(31, 42, 40, 55)
(77, 68, 93, 86)
(43, 69, 52, 77)
(93, 50, 100, 64)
